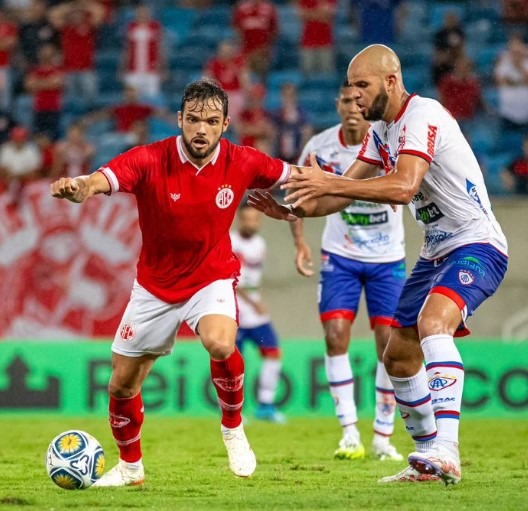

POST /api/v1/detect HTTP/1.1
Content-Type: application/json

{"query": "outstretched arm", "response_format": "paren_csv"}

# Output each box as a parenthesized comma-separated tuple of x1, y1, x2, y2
(283, 153, 428, 209)
(50, 171, 111, 203)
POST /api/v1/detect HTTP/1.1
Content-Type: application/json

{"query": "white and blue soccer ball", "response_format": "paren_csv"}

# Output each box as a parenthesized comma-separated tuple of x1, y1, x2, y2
(45, 430, 105, 489)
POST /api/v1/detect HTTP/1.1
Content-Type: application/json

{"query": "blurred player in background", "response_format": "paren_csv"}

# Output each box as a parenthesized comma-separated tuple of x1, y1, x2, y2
(50, 78, 295, 485)
(250, 44, 508, 485)
(290, 82, 404, 462)
(231, 203, 286, 423)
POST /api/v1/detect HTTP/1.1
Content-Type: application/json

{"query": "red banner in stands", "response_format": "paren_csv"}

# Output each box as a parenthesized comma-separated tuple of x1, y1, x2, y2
(0, 180, 141, 338)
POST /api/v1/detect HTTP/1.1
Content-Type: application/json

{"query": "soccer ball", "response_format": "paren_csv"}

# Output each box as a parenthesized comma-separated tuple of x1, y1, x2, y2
(45, 430, 105, 489)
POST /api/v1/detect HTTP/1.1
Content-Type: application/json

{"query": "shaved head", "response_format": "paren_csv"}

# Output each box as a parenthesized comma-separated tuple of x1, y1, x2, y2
(346, 44, 408, 123)
(349, 44, 402, 77)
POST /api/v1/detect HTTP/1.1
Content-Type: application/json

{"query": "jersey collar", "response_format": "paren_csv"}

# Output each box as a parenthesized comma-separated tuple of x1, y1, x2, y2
(176, 136, 221, 174)
(392, 93, 417, 124)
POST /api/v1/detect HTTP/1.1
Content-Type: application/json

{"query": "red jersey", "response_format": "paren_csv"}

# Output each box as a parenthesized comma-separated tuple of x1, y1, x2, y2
(206, 55, 246, 92)
(98, 136, 289, 303)
(61, 21, 96, 71)
(112, 104, 154, 132)
(300, 0, 336, 48)
(232, 0, 278, 52)
(125, 21, 162, 73)
(28, 66, 64, 112)
(0, 20, 18, 67)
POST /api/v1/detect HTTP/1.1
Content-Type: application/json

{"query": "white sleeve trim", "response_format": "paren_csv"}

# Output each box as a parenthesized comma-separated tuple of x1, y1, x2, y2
(99, 167, 119, 193)
(269, 161, 290, 190)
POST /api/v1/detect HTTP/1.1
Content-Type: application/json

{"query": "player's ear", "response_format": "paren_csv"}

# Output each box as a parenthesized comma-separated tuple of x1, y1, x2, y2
(222, 115, 230, 132)
(177, 111, 183, 129)
(385, 74, 397, 92)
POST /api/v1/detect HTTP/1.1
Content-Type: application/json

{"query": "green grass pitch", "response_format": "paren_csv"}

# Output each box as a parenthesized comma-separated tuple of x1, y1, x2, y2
(0, 417, 526, 510)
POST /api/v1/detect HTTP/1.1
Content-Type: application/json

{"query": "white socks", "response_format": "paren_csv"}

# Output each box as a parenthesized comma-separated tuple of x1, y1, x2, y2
(325, 353, 358, 428)
(258, 358, 282, 405)
(421, 334, 464, 447)
(389, 365, 437, 453)
(373, 361, 396, 438)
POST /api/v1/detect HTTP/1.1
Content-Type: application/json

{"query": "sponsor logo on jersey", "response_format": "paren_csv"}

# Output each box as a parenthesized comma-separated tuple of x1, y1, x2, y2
(341, 210, 389, 226)
(170, 192, 181, 202)
(427, 124, 438, 158)
(120, 322, 135, 341)
(347, 231, 390, 250)
(424, 228, 454, 251)
(458, 269, 475, 285)
(415, 202, 444, 224)
(428, 372, 457, 391)
(216, 185, 234, 209)
(466, 179, 488, 216)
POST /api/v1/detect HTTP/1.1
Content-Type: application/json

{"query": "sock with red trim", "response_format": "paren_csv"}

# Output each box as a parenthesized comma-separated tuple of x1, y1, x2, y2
(325, 353, 359, 429)
(421, 334, 464, 447)
(109, 393, 144, 463)
(211, 347, 245, 429)
(389, 365, 437, 452)
(373, 361, 396, 439)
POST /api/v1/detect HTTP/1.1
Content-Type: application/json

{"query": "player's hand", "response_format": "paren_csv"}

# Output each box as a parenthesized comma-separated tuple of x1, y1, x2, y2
(295, 240, 314, 277)
(50, 177, 88, 203)
(247, 190, 298, 222)
(282, 152, 331, 208)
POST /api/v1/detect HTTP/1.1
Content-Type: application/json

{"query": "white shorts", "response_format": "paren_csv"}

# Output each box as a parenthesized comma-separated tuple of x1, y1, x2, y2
(112, 279, 238, 357)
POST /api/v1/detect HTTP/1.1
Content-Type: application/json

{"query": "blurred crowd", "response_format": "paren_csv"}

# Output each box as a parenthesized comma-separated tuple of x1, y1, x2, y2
(0, 0, 527, 203)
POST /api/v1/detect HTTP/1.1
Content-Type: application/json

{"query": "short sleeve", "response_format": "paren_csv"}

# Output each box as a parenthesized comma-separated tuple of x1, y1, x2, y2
(297, 137, 313, 166)
(357, 126, 383, 166)
(245, 146, 290, 190)
(398, 109, 438, 164)
(97, 145, 151, 194)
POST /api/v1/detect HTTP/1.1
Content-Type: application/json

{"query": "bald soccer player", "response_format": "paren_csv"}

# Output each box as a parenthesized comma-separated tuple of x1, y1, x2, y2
(248, 44, 508, 485)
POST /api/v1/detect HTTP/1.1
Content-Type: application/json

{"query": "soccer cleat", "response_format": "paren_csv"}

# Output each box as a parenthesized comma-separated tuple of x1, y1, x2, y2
(378, 464, 442, 483)
(92, 459, 144, 487)
(334, 434, 366, 460)
(222, 424, 257, 477)
(254, 404, 287, 424)
(408, 444, 462, 485)
(372, 442, 404, 461)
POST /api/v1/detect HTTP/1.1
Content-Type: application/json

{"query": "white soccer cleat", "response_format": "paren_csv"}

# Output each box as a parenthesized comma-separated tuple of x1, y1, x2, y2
(378, 464, 442, 483)
(372, 442, 404, 461)
(92, 459, 144, 487)
(222, 424, 257, 477)
(408, 443, 462, 485)
(334, 434, 366, 460)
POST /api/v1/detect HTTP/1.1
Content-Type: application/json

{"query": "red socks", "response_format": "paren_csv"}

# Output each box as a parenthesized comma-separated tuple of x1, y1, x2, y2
(210, 348, 245, 429)
(109, 393, 144, 463)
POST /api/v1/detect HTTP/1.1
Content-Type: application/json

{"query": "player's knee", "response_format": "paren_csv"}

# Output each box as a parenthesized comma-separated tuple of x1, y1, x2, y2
(204, 336, 235, 360)
(107, 380, 140, 398)
(324, 324, 349, 356)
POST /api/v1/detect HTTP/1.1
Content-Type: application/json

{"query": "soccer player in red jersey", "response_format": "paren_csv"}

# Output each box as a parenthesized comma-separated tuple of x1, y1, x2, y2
(50, 78, 294, 485)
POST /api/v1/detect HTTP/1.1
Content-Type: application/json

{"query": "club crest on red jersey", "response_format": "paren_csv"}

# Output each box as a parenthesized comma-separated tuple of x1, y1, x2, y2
(216, 184, 234, 209)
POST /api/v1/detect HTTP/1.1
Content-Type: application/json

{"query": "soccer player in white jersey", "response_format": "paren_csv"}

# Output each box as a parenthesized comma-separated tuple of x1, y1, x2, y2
(249, 45, 508, 485)
(230, 204, 286, 423)
(290, 82, 404, 461)
(50, 78, 297, 485)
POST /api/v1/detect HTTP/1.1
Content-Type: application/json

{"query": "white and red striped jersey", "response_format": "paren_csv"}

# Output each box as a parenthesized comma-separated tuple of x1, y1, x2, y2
(358, 94, 507, 259)
(230, 230, 270, 328)
(298, 124, 405, 263)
